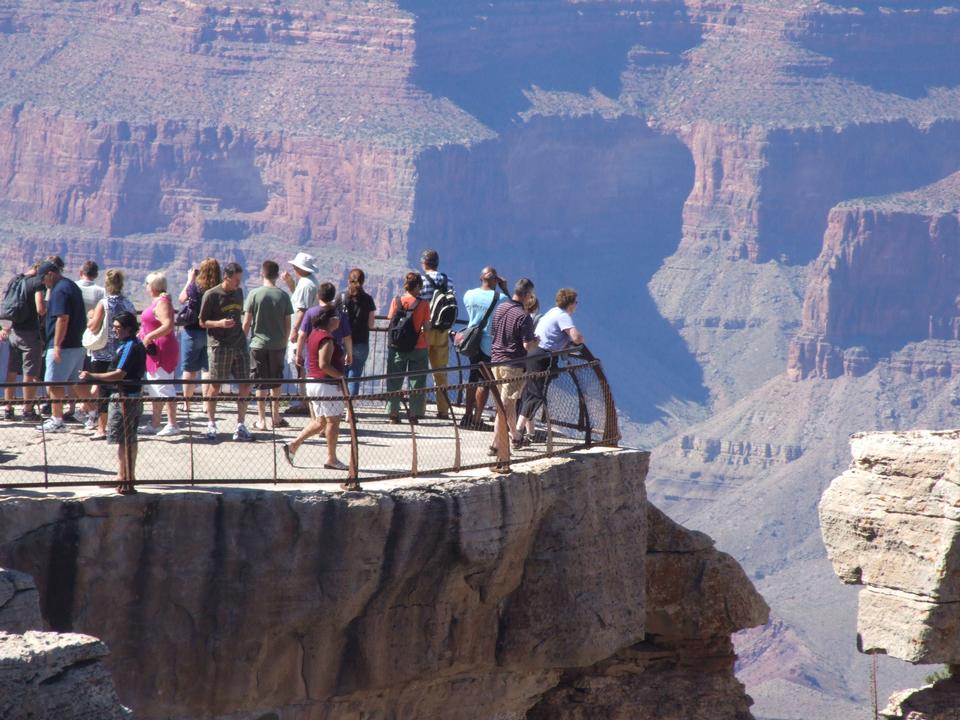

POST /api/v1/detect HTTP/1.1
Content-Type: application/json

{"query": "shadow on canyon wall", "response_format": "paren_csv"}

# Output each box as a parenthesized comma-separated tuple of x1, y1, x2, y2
(408, 115, 705, 423)
(401, 0, 699, 129)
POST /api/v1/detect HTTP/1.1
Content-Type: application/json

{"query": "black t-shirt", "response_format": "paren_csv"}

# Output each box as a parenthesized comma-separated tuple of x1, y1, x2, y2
(45, 277, 86, 349)
(11, 275, 44, 332)
(110, 337, 147, 394)
(342, 291, 377, 345)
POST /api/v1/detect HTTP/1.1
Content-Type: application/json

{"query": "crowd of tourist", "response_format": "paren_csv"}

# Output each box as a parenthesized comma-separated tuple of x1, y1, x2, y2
(0, 249, 584, 486)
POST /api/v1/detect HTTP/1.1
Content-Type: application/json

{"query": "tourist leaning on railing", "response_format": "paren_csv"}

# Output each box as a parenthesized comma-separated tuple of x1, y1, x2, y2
(86, 269, 135, 440)
(79, 311, 145, 495)
(516, 288, 583, 446)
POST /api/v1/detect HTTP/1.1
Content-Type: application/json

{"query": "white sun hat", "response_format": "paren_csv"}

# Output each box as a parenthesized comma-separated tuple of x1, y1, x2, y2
(289, 252, 319, 275)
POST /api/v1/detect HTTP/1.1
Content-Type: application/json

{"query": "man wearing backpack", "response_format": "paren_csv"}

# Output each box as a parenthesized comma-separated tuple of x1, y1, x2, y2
(386, 272, 431, 423)
(419, 249, 457, 419)
(3, 263, 46, 422)
(36, 260, 87, 433)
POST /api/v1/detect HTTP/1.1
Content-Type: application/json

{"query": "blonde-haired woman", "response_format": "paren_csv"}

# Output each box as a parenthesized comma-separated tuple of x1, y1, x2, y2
(139, 271, 180, 436)
(178, 258, 220, 404)
(86, 269, 136, 439)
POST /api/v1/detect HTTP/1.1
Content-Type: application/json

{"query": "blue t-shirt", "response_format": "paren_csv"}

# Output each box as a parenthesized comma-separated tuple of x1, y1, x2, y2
(45, 277, 86, 349)
(462, 287, 507, 357)
(535, 306, 576, 352)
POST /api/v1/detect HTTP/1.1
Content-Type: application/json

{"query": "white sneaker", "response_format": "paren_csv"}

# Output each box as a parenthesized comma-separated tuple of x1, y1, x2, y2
(232, 423, 253, 442)
(139, 424, 159, 435)
(156, 424, 181, 437)
(37, 418, 66, 433)
(83, 412, 98, 431)
(205, 422, 218, 440)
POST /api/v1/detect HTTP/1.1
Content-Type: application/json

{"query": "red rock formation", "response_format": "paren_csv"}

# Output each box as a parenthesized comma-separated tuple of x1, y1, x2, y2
(788, 173, 960, 379)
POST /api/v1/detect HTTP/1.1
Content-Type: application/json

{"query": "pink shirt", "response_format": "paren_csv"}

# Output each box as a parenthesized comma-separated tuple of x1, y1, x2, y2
(140, 295, 180, 373)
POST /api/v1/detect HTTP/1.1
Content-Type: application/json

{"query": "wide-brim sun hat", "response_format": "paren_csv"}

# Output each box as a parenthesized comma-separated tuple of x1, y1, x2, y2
(289, 252, 318, 274)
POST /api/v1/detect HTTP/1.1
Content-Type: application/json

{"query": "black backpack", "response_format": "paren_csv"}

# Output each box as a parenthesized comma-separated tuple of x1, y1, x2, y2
(426, 273, 458, 331)
(388, 297, 421, 353)
(0, 274, 32, 325)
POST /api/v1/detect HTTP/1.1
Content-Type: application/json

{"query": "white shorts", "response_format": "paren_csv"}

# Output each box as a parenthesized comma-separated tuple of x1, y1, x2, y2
(144, 367, 177, 398)
(307, 381, 343, 418)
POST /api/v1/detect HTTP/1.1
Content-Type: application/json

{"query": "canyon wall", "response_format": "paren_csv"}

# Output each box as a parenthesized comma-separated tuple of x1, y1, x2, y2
(788, 172, 960, 380)
(0, 449, 769, 719)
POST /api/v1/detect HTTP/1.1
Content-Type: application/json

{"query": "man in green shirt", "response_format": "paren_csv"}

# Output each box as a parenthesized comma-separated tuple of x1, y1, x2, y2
(243, 260, 293, 430)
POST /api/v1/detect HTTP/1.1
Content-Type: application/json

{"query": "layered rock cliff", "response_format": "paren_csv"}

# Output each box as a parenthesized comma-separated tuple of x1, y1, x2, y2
(0, 449, 769, 719)
(789, 172, 960, 380)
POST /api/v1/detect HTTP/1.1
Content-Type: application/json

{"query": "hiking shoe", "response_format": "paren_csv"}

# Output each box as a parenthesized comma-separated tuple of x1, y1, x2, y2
(205, 422, 218, 440)
(139, 424, 159, 435)
(281, 443, 295, 466)
(156, 424, 181, 437)
(233, 423, 253, 442)
(22, 409, 41, 423)
(3, 406, 14, 421)
(37, 418, 66, 433)
(39, 402, 51, 416)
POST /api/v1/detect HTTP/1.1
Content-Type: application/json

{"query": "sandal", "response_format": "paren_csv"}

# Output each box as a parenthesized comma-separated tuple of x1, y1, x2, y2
(273, 418, 290, 428)
(340, 481, 361, 492)
(324, 459, 348, 471)
(252, 419, 268, 431)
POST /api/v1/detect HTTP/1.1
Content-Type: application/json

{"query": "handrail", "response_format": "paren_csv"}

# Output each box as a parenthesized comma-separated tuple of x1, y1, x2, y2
(0, 345, 618, 493)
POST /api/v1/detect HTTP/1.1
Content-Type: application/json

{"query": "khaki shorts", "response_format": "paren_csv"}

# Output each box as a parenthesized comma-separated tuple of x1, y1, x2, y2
(492, 364, 526, 401)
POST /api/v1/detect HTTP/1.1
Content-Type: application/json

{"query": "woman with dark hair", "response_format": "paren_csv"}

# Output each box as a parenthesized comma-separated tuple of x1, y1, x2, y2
(385, 272, 430, 423)
(178, 257, 221, 405)
(80, 311, 146, 494)
(281, 306, 347, 472)
(342, 268, 377, 396)
(85, 269, 136, 440)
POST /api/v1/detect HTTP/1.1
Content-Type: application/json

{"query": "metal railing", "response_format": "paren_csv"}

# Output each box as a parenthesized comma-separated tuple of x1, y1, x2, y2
(0, 342, 618, 492)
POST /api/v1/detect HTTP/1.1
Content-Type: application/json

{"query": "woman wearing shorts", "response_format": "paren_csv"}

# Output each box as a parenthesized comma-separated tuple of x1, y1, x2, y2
(139, 272, 180, 436)
(178, 258, 220, 406)
(281, 307, 347, 472)
(86, 269, 135, 440)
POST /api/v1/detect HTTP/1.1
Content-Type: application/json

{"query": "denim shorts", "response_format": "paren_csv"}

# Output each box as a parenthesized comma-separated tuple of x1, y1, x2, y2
(180, 327, 208, 373)
(44, 347, 86, 384)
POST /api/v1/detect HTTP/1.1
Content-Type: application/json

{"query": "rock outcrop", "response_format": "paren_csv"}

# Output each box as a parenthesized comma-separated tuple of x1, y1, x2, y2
(0, 449, 769, 719)
(0, 568, 129, 720)
(820, 430, 960, 664)
(882, 676, 960, 720)
(789, 172, 960, 380)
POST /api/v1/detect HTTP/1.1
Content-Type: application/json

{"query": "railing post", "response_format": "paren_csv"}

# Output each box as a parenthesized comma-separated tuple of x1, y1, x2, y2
(185, 386, 196, 485)
(339, 377, 361, 489)
(480, 362, 510, 473)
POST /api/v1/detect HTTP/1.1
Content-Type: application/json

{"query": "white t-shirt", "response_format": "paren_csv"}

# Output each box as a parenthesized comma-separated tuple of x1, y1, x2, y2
(535, 306, 576, 352)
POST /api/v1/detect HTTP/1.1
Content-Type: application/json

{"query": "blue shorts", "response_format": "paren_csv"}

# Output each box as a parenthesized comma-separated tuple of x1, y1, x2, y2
(180, 327, 208, 373)
(44, 346, 86, 384)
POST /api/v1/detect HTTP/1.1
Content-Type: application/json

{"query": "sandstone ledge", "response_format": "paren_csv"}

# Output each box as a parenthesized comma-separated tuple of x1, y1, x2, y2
(821, 431, 960, 664)
(0, 449, 768, 719)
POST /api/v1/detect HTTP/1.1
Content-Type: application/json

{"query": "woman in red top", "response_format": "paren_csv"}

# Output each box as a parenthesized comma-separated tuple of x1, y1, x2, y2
(282, 307, 347, 472)
(386, 272, 431, 423)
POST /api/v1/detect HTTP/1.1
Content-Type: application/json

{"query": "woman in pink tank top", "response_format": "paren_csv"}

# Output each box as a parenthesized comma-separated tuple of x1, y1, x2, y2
(139, 272, 181, 436)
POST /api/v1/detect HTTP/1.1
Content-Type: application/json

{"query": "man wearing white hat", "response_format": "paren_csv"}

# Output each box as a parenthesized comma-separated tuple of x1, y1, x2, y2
(281, 252, 321, 410)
